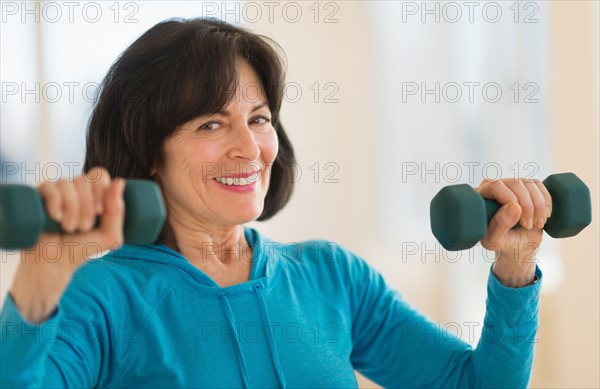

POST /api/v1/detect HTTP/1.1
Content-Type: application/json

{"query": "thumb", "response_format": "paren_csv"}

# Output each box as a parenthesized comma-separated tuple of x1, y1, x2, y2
(497, 201, 522, 229)
(481, 202, 521, 250)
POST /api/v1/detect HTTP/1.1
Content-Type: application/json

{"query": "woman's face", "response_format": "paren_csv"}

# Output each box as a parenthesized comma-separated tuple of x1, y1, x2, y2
(155, 58, 279, 228)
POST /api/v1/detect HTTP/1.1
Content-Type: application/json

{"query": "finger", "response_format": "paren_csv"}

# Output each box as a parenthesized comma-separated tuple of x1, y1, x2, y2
(74, 176, 94, 232)
(38, 182, 63, 222)
(86, 167, 112, 214)
(57, 179, 79, 233)
(97, 179, 126, 249)
(476, 180, 519, 206)
(478, 177, 493, 187)
(523, 180, 547, 229)
(534, 180, 552, 218)
(481, 202, 521, 250)
(502, 179, 535, 229)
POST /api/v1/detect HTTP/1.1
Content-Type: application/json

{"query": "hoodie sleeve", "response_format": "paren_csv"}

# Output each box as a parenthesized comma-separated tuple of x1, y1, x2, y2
(0, 285, 107, 389)
(348, 255, 542, 389)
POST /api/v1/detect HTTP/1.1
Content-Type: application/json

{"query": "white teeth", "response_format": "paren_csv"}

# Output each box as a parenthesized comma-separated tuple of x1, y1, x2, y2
(247, 173, 259, 182)
(215, 173, 260, 186)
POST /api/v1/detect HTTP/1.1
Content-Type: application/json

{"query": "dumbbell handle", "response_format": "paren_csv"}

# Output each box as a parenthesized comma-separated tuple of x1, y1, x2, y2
(0, 180, 166, 249)
(482, 198, 503, 225)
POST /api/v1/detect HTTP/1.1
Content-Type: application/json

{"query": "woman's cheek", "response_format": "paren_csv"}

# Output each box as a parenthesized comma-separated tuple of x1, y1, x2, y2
(262, 130, 279, 164)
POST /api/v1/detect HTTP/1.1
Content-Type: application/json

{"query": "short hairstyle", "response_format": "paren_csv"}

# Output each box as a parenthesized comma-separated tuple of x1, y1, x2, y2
(83, 18, 296, 230)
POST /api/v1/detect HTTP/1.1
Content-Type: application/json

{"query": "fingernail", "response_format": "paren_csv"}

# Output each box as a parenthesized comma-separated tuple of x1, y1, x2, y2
(86, 216, 95, 230)
(509, 202, 520, 216)
(65, 219, 75, 233)
(536, 217, 545, 229)
(53, 208, 63, 222)
(546, 206, 552, 218)
(527, 218, 534, 229)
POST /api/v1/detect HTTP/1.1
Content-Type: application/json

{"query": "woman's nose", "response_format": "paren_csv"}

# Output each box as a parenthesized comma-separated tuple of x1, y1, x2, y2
(228, 123, 260, 162)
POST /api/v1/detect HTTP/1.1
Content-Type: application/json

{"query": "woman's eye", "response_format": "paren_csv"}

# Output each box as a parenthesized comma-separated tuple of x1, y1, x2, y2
(199, 121, 221, 131)
(251, 116, 271, 125)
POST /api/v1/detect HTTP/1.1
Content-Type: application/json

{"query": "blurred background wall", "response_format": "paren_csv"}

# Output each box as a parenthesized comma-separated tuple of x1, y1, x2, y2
(1, 1, 598, 387)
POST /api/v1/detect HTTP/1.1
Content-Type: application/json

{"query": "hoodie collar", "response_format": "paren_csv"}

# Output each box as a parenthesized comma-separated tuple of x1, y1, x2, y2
(111, 225, 272, 291)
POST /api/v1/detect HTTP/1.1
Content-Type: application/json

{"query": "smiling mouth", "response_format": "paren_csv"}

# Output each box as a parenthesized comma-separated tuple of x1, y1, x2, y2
(213, 171, 261, 186)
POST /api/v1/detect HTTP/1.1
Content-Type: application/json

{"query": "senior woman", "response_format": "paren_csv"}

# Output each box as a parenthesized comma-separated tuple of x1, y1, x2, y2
(1, 18, 545, 388)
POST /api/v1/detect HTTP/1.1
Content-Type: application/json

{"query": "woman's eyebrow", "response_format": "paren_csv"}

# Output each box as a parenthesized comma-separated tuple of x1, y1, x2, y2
(218, 102, 269, 116)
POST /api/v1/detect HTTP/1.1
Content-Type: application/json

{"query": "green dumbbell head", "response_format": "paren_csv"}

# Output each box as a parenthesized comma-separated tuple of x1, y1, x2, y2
(0, 180, 166, 249)
(543, 173, 592, 238)
(430, 184, 488, 251)
(0, 184, 45, 249)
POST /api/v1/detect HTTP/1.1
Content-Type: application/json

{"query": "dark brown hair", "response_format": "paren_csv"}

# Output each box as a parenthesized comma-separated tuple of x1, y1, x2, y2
(83, 18, 295, 228)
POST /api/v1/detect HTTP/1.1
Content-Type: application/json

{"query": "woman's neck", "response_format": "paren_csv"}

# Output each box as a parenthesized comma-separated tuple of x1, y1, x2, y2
(165, 220, 250, 265)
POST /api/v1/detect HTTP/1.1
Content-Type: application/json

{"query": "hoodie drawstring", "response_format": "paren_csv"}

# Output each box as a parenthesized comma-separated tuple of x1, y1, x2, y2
(217, 286, 287, 389)
(218, 291, 252, 388)
(254, 284, 287, 388)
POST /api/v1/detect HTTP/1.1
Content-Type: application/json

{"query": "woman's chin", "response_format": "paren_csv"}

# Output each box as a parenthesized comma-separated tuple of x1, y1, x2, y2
(220, 207, 264, 226)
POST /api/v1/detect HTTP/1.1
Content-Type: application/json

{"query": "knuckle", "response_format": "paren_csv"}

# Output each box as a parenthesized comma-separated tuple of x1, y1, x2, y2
(521, 203, 534, 216)
(512, 179, 527, 191)
(88, 167, 111, 186)
(74, 176, 91, 193)
(56, 178, 69, 188)
(39, 182, 57, 199)
(502, 177, 520, 185)
(84, 167, 100, 184)
(74, 174, 86, 185)
(494, 180, 509, 192)
(532, 193, 545, 207)
(487, 180, 504, 193)
(533, 194, 545, 207)
(38, 181, 50, 192)
(47, 191, 61, 208)
(56, 178, 74, 195)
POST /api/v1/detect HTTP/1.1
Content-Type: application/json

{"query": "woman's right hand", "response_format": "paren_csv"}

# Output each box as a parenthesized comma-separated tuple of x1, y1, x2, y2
(9, 167, 125, 323)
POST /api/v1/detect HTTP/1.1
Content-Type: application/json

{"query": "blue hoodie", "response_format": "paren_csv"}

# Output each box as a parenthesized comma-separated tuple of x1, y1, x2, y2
(1, 226, 541, 388)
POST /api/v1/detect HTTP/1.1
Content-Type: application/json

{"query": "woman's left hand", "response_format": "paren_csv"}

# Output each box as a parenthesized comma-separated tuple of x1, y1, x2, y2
(475, 177, 552, 288)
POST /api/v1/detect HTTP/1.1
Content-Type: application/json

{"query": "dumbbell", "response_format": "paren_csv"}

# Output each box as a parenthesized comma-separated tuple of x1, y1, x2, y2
(0, 180, 166, 249)
(430, 172, 592, 251)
